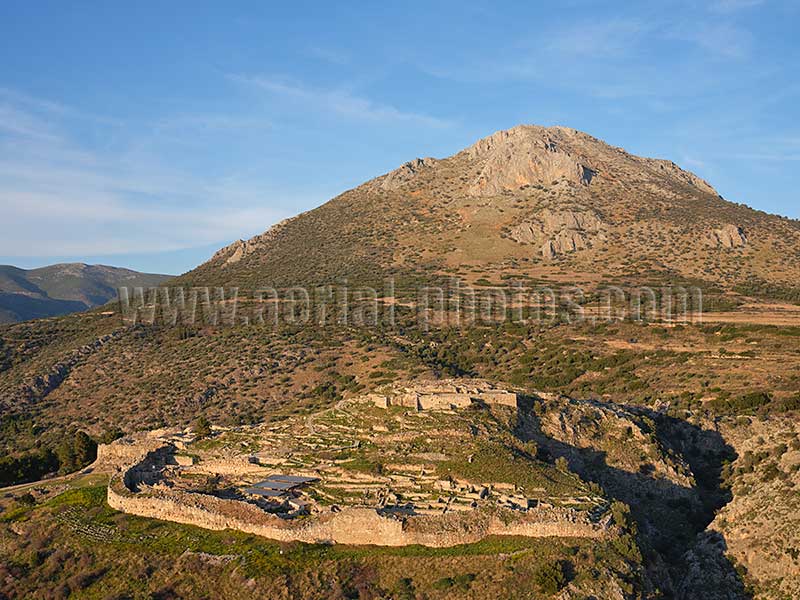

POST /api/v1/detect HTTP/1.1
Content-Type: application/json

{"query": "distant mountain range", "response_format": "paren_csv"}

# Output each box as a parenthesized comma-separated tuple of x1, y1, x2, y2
(0, 263, 171, 323)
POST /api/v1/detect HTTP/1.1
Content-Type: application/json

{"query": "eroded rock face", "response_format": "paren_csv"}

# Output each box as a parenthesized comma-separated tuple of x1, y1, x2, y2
(541, 231, 590, 259)
(542, 209, 602, 233)
(709, 224, 748, 249)
(467, 126, 597, 196)
(646, 159, 718, 196)
(701, 417, 800, 599)
(525, 396, 696, 488)
(509, 222, 538, 244)
(380, 157, 438, 190)
(509, 208, 604, 259)
(676, 531, 750, 600)
(211, 217, 295, 266)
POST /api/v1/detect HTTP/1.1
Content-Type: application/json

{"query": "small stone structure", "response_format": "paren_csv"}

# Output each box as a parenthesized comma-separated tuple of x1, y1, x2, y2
(95, 436, 170, 470)
(370, 379, 518, 411)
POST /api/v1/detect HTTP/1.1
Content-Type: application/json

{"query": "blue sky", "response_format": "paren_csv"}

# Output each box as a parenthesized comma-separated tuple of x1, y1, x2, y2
(1, 1, 798, 275)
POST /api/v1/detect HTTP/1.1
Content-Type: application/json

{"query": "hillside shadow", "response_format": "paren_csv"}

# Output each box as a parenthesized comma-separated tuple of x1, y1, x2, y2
(513, 396, 749, 600)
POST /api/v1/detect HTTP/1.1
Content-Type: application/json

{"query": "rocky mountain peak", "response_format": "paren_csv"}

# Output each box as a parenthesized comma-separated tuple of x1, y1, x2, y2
(178, 124, 800, 292)
(465, 125, 598, 196)
(460, 124, 720, 198)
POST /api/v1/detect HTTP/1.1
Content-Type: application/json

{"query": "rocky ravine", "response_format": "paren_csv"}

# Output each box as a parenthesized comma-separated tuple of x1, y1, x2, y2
(516, 394, 751, 599)
(704, 416, 800, 599)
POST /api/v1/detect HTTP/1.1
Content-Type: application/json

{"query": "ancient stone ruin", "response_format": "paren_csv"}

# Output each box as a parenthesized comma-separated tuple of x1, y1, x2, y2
(100, 382, 613, 548)
(105, 441, 608, 548)
(367, 379, 518, 411)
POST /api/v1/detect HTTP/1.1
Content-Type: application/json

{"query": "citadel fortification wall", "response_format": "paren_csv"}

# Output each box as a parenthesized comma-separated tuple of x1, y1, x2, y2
(106, 444, 609, 547)
(95, 437, 172, 470)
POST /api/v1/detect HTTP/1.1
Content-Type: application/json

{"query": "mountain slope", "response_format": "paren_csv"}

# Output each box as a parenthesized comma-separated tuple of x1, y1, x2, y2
(3, 125, 800, 599)
(181, 125, 800, 296)
(0, 263, 171, 323)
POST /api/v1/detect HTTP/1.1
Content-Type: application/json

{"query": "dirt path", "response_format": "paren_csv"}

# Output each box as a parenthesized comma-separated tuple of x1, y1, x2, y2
(305, 397, 351, 435)
(695, 311, 800, 326)
(0, 471, 81, 494)
(0, 465, 108, 495)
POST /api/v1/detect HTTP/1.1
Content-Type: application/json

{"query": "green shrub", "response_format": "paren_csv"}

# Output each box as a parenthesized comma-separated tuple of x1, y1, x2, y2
(432, 577, 454, 590)
(55, 431, 97, 474)
(773, 396, 800, 413)
(709, 391, 772, 415)
(532, 561, 568, 595)
(453, 573, 476, 590)
(193, 416, 212, 439)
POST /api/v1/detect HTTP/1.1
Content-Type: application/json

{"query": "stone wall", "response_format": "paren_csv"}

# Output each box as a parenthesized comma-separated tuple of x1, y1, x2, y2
(107, 444, 609, 548)
(187, 457, 266, 477)
(371, 380, 520, 412)
(95, 437, 171, 471)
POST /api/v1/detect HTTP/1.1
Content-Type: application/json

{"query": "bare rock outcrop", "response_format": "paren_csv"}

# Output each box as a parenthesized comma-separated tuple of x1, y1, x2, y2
(7, 331, 124, 409)
(210, 217, 295, 267)
(676, 531, 751, 600)
(508, 222, 538, 244)
(467, 126, 596, 196)
(708, 224, 748, 249)
(526, 396, 696, 488)
(541, 231, 590, 260)
(542, 209, 602, 233)
(461, 124, 719, 199)
(509, 208, 604, 259)
(643, 158, 718, 196)
(380, 157, 438, 190)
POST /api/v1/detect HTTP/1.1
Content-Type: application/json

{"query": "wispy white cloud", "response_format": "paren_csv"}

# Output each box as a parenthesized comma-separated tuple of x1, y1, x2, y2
(545, 19, 648, 58)
(723, 152, 800, 162)
(667, 21, 753, 59)
(305, 45, 350, 66)
(421, 8, 756, 94)
(0, 90, 288, 258)
(148, 114, 273, 148)
(709, 0, 765, 13)
(231, 74, 453, 128)
(0, 104, 59, 140)
(0, 86, 123, 126)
